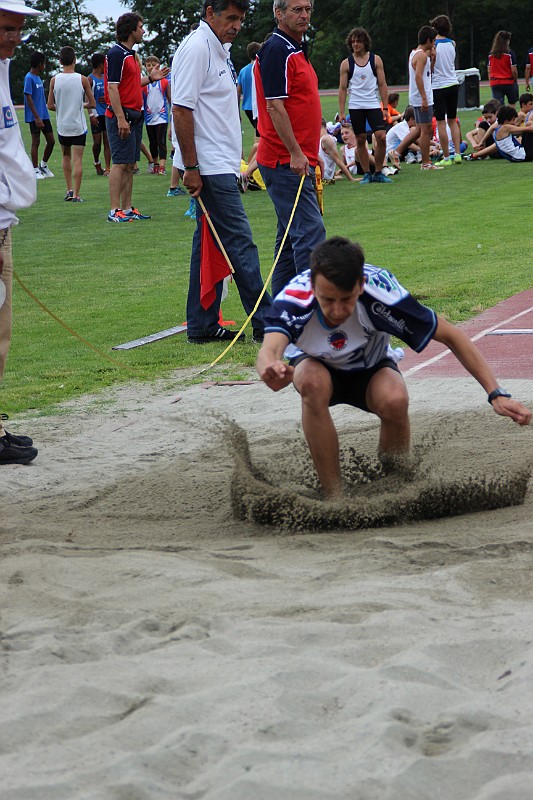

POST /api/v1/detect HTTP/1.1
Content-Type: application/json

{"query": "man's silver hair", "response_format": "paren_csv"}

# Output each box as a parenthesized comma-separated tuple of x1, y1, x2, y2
(273, 0, 313, 15)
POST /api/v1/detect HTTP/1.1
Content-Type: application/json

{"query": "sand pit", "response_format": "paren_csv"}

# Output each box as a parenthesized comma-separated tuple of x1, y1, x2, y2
(1, 373, 532, 798)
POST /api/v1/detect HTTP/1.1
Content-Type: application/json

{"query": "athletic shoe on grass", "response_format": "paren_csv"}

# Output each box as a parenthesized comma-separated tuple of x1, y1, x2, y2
(437, 157, 453, 166)
(420, 163, 444, 170)
(64, 190, 74, 201)
(40, 164, 54, 178)
(167, 187, 187, 196)
(372, 171, 393, 183)
(108, 209, 132, 223)
(454, 154, 463, 163)
(388, 149, 401, 169)
(124, 208, 151, 220)
(360, 172, 373, 184)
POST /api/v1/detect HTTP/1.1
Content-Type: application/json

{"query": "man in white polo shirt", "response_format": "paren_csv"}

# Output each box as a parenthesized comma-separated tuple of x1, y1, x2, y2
(172, 0, 270, 344)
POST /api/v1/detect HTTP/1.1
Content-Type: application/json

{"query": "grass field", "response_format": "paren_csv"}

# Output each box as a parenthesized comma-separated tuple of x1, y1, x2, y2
(3, 88, 532, 416)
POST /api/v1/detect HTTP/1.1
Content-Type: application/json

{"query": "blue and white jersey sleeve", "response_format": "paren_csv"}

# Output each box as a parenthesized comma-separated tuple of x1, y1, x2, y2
(263, 269, 317, 342)
(361, 265, 437, 352)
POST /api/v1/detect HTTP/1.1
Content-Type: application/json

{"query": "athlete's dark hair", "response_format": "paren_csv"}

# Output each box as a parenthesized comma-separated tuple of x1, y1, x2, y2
(497, 104, 518, 124)
(29, 50, 44, 69)
(418, 25, 437, 45)
(346, 27, 370, 52)
(310, 237, 365, 291)
(246, 41, 261, 60)
(388, 92, 399, 104)
(116, 12, 143, 43)
(403, 105, 415, 121)
(202, 0, 249, 16)
(490, 30, 511, 56)
(59, 46, 75, 66)
(91, 52, 105, 69)
(482, 99, 500, 114)
(430, 14, 452, 37)
(519, 92, 533, 106)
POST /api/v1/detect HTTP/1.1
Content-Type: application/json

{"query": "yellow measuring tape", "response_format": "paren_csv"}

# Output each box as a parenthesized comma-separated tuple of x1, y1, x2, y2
(200, 174, 305, 373)
(12, 270, 136, 372)
(12, 174, 306, 376)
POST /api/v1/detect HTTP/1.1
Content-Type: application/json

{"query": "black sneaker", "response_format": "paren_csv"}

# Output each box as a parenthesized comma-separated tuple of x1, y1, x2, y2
(0, 435, 38, 465)
(187, 326, 245, 344)
(0, 415, 33, 446)
(252, 329, 264, 344)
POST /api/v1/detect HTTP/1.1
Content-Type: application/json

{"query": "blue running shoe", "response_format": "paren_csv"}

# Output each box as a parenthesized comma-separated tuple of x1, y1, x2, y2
(360, 172, 373, 185)
(108, 209, 132, 223)
(372, 171, 393, 183)
(184, 198, 196, 217)
(167, 186, 187, 196)
(124, 207, 151, 220)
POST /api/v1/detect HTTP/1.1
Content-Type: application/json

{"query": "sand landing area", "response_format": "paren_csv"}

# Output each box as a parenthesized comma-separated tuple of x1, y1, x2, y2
(1, 312, 533, 797)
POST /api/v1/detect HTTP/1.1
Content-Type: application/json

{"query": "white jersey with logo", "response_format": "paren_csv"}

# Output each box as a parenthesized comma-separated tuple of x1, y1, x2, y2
(264, 267, 437, 371)
(409, 49, 433, 107)
(171, 19, 241, 176)
(348, 55, 381, 109)
(343, 143, 357, 174)
(0, 58, 36, 228)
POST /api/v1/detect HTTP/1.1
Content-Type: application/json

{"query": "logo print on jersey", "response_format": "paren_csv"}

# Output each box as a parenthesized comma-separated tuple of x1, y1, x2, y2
(2, 105, 14, 128)
(328, 330, 347, 351)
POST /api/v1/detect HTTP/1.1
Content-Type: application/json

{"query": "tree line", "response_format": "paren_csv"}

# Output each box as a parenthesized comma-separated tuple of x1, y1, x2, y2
(9, 0, 532, 103)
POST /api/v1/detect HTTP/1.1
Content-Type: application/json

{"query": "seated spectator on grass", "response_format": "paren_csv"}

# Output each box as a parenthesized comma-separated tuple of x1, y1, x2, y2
(340, 123, 375, 177)
(515, 92, 533, 124)
(384, 91, 401, 127)
(492, 104, 533, 161)
(465, 100, 500, 151)
(386, 105, 420, 166)
(319, 118, 357, 183)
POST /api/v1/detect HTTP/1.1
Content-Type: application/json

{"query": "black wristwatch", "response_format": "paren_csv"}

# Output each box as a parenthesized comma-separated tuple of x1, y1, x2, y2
(488, 387, 512, 404)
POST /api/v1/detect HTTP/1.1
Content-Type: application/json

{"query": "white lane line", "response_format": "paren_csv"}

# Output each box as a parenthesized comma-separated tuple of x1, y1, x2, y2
(403, 305, 533, 376)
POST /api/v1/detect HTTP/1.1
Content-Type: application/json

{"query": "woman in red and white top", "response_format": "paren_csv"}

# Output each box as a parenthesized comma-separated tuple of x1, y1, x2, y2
(488, 30, 518, 108)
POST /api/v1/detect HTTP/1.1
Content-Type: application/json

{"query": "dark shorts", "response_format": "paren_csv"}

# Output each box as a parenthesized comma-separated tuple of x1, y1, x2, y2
(106, 113, 143, 164)
(491, 83, 519, 105)
(29, 118, 54, 136)
(90, 114, 107, 135)
(244, 108, 259, 135)
(433, 84, 459, 121)
(349, 107, 387, 135)
(291, 356, 400, 412)
(413, 105, 434, 124)
(58, 133, 86, 147)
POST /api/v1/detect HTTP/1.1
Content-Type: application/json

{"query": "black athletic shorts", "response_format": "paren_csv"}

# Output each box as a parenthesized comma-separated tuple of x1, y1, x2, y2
(29, 118, 53, 135)
(291, 356, 400, 412)
(58, 133, 87, 147)
(433, 84, 459, 121)
(349, 107, 387, 135)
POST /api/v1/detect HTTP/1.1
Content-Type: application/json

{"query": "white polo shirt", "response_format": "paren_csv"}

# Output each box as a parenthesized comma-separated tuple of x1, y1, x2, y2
(171, 20, 241, 176)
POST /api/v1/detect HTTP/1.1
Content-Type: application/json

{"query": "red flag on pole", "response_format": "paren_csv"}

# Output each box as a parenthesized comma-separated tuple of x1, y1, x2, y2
(200, 214, 232, 310)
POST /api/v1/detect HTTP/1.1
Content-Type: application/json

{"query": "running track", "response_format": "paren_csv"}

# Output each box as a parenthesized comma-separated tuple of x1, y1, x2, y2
(400, 289, 533, 379)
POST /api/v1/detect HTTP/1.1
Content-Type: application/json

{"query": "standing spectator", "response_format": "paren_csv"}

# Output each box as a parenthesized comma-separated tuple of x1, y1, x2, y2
(172, 0, 271, 343)
(104, 12, 168, 223)
(88, 52, 111, 176)
(430, 14, 462, 165)
(0, 0, 41, 465)
(254, 0, 325, 296)
(47, 46, 95, 203)
(524, 45, 533, 92)
(142, 54, 171, 175)
(409, 25, 443, 171)
(488, 31, 518, 108)
(338, 27, 392, 183)
(23, 50, 55, 179)
(237, 40, 260, 131)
